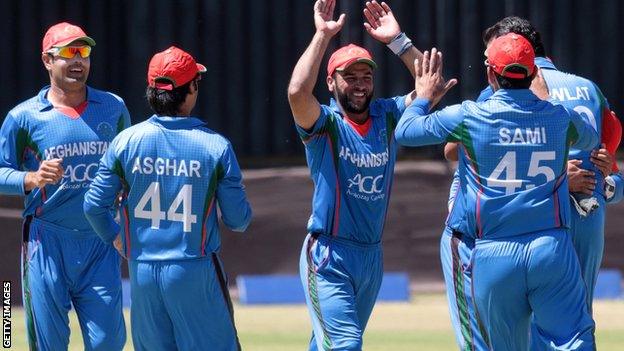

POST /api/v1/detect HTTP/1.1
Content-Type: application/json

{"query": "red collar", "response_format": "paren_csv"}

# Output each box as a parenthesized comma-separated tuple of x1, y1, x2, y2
(344, 116, 372, 136)
(54, 101, 89, 119)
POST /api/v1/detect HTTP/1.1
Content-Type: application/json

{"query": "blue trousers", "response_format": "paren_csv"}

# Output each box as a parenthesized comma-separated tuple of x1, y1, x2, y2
(569, 202, 605, 313)
(440, 227, 489, 350)
(129, 254, 239, 351)
(22, 217, 126, 351)
(530, 201, 605, 350)
(299, 233, 383, 351)
(472, 229, 595, 351)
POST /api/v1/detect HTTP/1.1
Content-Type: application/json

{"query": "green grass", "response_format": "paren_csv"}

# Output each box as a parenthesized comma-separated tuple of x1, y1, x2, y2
(7, 294, 624, 350)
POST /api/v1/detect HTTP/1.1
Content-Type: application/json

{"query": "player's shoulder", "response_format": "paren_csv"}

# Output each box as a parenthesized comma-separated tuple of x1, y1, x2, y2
(458, 99, 484, 115)
(6, 93, 44, 122)
(193, 124, 231, 146)
(371, 96, 403, 112)
(87, 86, 127, 107)
(111, 120, 152, 144)
(548, 70, 600, 94)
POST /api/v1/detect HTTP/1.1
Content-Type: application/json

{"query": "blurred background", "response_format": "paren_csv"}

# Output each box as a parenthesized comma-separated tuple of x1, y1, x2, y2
(1, 0, 623, 306)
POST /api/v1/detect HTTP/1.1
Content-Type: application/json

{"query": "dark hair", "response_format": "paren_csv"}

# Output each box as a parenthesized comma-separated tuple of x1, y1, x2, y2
(493, 66, 535, 89)
(483, 16, 546, 57)
(146, 80, 193, 116)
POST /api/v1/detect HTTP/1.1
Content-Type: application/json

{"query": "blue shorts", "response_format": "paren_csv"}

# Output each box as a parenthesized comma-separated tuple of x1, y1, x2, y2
(22, 217, 126, 351)
(472, 229, 595, 350)
(299, 233, 383, 351)
(129, 254, 239, 351)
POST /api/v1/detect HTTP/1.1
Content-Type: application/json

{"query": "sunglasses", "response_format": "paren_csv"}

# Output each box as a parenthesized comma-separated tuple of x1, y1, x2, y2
(47, 46, 92, 59)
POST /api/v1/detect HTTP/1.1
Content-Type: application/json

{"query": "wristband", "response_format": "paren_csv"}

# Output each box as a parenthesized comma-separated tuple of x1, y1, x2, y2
(605, 175, 615, 200)
(387, 32, 413, 56)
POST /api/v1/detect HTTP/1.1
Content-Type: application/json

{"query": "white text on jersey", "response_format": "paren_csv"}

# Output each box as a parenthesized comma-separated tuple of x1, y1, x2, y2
(550, 86, 590, 101)
(44, 141, 109, 159)
(131, 157, 201, 178)
(499, 127, 547, 145)
(339, 146, 389, 168)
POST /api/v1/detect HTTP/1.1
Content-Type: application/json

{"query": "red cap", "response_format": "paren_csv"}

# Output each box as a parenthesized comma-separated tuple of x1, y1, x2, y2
(42, 22, 96, 53)
(327, 44, 377, 77)
(147, 46, 207, 91)
(486, 33, 535, 79)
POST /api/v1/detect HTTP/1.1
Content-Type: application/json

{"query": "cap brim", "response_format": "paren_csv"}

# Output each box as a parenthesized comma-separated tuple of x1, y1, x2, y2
(197, 63, 207, 73)
(56, 36, 96, 47)
(335, 58, 377, 72)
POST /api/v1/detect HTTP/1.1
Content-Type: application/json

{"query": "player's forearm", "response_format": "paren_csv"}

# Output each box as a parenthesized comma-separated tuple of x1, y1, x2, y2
(396, 46, 422, 79)
(83, 200, 120, 244)
(0, 167, 27, 195)
(288, 32, 331, 99)
(218, 192, 252, 232)
(395, 98, 438, 146)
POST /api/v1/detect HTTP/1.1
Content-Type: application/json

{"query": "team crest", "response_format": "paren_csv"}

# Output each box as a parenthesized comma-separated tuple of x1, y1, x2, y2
(96, 122, 115, 140)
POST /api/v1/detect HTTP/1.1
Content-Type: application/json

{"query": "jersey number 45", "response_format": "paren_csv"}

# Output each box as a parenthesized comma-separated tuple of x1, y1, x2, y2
(487, 151, 556, 195)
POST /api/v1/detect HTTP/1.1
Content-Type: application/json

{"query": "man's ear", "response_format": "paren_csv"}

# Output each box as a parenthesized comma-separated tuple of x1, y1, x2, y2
(326, 75, 335, 93)
(42, 53, 53, 71)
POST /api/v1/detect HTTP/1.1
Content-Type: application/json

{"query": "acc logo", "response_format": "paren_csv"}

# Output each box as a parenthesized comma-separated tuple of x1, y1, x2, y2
(347, 173, 384, 194)
(97, 122, 115, 140)
(64, 163, 99, 182)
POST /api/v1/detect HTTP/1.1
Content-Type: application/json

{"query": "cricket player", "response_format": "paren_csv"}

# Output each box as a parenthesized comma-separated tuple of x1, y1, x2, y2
(441, 17, 622, 350)
(0, 22, 128, 350)
(84, 46, 251, 351)
(395, 34, 597, 350)
(478, 17, 623, 313)
(288, 1, 456, 349)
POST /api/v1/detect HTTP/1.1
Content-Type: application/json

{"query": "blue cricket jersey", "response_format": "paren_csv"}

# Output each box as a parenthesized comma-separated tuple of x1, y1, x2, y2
(477, 57, 613, 200)
(396, 91, 598, 239)
(296, 97, 406, 244)
(84, 115, 252, 261)
(0, 86, 130, 232)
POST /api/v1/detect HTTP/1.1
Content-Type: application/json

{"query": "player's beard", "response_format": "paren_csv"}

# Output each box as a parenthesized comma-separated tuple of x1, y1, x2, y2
(336, 88, 373, 114)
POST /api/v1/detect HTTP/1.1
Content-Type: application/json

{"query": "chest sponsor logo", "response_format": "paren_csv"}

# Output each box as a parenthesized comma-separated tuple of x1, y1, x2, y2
(43, 142, 110, 189)
(339, 146, 389, 168)
(345, 173, 386, 202)
(62, 162, 99, 188)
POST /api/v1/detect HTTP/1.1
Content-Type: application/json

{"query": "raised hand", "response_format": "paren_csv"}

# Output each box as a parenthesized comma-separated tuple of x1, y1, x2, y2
(24, 158, 64, 191)
(414, 48, 458, 108)
(363, 1, 400, 44)
(314, 0, 345, 37)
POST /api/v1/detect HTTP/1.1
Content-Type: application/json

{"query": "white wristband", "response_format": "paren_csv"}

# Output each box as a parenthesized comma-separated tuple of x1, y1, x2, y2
(605, 175, 615, 200)
(387, 32, 413, 56)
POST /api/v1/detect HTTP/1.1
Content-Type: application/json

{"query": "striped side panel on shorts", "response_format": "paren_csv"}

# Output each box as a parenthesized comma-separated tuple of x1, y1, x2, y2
(451, 233, 474, 351)
(469, 251, 491, 348)
(21, 216, 38, 351)
(306, 235, 332, 351)
(211, 253, 241, 351)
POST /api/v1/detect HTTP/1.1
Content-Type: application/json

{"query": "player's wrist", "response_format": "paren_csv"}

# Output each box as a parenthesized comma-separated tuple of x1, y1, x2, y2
(24, 172, 37, 191)
(387, 32, 413, 56)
